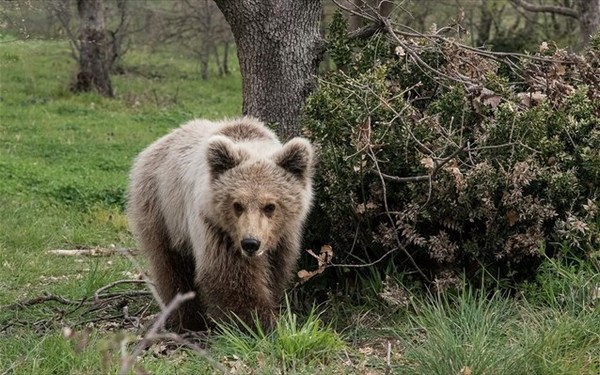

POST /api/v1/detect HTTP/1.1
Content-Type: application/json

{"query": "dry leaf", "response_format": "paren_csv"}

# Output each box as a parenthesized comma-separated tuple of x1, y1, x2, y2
(356, 117, 372, 151)
(483, 94, 501, 108)
(297, 245, 334, 283)
(297, 269, 313, 280)
(359, 346, 374, 355)
(420, 157, 434, 170)
(554, 63, 566, 76)
(480, 87, 501, 108)
(517, 92, 547, 107)
(506, 210, 519, 227)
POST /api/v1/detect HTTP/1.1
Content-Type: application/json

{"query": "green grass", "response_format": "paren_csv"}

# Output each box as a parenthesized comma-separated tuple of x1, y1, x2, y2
(400, 290, 524, 375)
(0, 36, 243, 373)
(397, 259, 600, 375)
(0, 37, 241, 304)
(212, 299, 346, 373)
(1, 36, 599, 374)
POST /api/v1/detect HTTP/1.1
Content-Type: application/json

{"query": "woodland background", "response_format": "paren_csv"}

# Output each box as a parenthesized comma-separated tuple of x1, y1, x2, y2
(0, 1, 598, 374)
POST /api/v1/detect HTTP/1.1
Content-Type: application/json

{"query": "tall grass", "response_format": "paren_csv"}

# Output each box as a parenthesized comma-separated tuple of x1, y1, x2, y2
(397, 256, 600, 375)
(400, 289, 526, 375)
(213, 297, 345, 373)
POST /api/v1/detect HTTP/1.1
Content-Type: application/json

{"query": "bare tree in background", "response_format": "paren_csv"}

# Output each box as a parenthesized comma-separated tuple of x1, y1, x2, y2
(163, 0, 233, 80)
(213, 0, 323, 139)
(71, 0, 113, 96)
(106, 0, 130, 74)
(53, 0, 131, 72)
(345, 0, 394, 31)
(510, 0, 600, 45)
(51, 0, 131, 96)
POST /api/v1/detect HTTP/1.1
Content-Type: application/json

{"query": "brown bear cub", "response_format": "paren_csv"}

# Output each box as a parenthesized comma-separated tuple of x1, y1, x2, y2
(127, 117, 314, 331)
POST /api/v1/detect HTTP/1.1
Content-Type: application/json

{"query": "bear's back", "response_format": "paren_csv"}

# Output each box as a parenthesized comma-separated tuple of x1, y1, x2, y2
(180, 117, 278, 146)
(212, 118, 282, 158)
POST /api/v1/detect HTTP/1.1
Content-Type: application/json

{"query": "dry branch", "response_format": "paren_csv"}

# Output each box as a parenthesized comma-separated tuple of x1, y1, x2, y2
(47, 248, 138, 256)
(94, 279, 147, 302)
(118, 291, 227, 375)
(2, 293, 80, 310)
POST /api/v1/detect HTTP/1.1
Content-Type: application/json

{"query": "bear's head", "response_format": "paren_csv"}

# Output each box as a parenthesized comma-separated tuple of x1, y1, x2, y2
(206, 136, 314, 258)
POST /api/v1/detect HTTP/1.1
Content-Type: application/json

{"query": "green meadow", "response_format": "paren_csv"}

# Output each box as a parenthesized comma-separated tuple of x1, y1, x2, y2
(1, 37, 598, 374)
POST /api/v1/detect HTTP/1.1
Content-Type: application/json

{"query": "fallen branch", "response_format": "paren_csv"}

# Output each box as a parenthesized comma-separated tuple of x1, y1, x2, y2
(94, 279, 147, 302)
(118, 291, 228, 375)
(2, 293, 80, 310)
(330, 247, 399, 269)
(47, 248, 138, 257)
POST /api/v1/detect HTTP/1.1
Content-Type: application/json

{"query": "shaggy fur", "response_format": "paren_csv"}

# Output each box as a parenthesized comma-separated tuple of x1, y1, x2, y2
(127, 117, 314, 330)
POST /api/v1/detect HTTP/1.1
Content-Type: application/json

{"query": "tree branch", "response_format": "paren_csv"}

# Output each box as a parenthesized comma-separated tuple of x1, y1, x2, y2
(348, 22, 383, 40)
(509, 0, 579, 19)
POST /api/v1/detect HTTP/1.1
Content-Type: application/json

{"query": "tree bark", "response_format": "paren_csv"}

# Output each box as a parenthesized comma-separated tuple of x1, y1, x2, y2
(213, 0, 323, 139)
(578, 0, 600, 45)
(73, 0, 113, 97)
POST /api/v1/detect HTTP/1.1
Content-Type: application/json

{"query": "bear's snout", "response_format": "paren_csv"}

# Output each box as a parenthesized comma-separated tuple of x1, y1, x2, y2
(241, 238, 261, 255)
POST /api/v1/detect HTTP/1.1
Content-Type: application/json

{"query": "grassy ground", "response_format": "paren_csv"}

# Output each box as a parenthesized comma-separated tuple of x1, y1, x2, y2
(1, 37, 599, 374)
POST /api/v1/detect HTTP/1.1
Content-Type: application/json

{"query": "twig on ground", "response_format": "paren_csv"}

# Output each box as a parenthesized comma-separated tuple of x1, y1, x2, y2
(2, 282, 153, 332)
(94, 279, 147, 302)
(118, 291, 228, 375)
(385, 340, 392, 375)
(118, 248, 166, 310)
(47, 248, 138, 257)
(2, 293, 80, 310)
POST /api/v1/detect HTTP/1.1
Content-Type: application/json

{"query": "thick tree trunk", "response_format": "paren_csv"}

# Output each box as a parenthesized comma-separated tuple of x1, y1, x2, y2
(578, 0, 600, 45)
(213, 0, 322, 139)
(73, 0, 113, 97)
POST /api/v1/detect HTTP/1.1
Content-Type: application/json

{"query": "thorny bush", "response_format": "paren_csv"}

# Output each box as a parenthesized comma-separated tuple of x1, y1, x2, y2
(302, 13, 599, 292)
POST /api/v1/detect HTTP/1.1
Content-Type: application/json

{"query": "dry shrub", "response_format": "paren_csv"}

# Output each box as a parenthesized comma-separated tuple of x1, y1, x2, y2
(302, 14, 599, 290)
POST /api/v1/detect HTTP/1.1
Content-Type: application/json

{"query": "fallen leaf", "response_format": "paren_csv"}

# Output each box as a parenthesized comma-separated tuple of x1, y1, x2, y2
(297, 246, 334, 283)
(507, 210, 519, 227)
(420, 157, 434, 170)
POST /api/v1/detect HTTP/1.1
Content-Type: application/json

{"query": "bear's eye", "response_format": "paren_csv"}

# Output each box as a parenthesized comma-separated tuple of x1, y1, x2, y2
(263, 204, 276, 215)
(233, 202, 244, 215)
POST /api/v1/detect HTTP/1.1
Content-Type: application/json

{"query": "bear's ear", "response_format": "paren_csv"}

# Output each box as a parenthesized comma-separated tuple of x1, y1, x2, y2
(207, 136, 247, 177)
(273, 138, 314, 182)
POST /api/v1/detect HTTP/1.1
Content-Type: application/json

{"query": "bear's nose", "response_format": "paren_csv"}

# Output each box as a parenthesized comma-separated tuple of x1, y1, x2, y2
(241, 238, 261, 254)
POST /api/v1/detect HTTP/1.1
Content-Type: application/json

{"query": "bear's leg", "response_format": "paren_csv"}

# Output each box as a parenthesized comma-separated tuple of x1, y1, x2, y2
(199, 260, 276, 330)
(129, 160, 207, 331)
(268, 240, 301, 303)
(148, 243, 207, 331)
